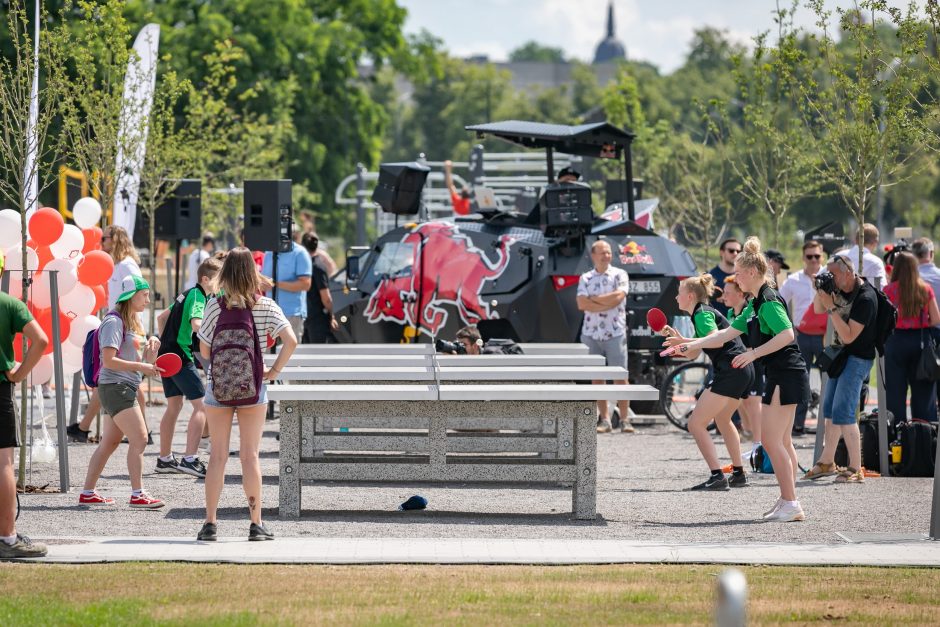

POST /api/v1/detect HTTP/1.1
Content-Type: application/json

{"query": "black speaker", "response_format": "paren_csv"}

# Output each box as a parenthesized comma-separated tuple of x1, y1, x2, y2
(371, 162, 430, 215)
(133, 179, 201, 246)
(244, 179, 292, 253)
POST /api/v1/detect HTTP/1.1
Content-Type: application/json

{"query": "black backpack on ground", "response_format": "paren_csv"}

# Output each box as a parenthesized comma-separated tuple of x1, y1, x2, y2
(481, 339, 524, 355)
(894, 420, 937, 477)
(834, 412, 885, 471)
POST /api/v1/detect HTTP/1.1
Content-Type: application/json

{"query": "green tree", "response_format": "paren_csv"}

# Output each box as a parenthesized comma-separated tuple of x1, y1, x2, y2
(509, 41, 566, 63)
(729, 3, 824, 248)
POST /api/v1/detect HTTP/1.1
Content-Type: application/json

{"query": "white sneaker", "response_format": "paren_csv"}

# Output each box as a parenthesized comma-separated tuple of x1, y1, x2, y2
(762, 498, 782, 518)
(764, 501, 805, 522)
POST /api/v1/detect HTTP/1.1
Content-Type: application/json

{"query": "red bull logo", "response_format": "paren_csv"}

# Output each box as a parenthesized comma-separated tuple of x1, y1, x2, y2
(364, 222, 513, 335)
(619, 240, 654, 265)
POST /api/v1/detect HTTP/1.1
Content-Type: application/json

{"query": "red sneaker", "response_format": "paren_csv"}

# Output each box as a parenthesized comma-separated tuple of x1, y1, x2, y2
(129, 492, 165, 509)
(79, 491, 115, 506)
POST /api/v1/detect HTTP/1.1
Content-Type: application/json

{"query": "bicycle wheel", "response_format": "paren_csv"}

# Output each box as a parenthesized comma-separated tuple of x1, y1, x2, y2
(659, 361, 712, 431)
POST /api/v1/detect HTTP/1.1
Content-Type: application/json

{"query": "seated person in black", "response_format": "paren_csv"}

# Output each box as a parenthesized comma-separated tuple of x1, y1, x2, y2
(660, 274, 754, 491)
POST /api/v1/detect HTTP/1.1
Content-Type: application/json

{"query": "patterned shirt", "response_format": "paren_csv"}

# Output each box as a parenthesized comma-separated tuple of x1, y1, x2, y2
(577, 266, 629, 341)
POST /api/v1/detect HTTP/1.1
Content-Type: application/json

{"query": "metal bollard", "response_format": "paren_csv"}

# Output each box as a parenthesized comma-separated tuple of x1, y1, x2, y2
(715, 568, 747, 627)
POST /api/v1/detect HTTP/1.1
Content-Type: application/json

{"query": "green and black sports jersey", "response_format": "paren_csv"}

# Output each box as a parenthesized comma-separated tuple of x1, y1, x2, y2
(157, 285, 207, 363)
(692, 302, 745, 365)
(730, 283, 805, 371)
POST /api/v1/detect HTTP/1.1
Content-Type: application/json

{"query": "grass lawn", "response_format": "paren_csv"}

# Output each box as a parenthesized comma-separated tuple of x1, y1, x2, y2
(1, 563, 939, 625)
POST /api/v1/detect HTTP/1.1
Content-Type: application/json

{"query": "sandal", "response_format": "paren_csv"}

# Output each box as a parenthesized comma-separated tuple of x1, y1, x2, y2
(803, 461, 838, 480)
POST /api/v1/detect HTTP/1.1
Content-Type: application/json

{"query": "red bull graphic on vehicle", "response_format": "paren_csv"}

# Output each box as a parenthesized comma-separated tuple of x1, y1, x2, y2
(364, 222, 514, 336)
(619, 240, 654, 265)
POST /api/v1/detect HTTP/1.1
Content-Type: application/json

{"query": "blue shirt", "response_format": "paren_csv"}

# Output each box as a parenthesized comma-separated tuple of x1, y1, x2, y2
(262, 242, 313, 318)
(920, 263, 940, 326)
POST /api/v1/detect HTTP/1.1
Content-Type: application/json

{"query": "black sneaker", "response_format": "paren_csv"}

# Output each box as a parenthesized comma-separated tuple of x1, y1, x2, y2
(690, 474, 730, 491)
(249, 522, 274, 541)
(0, 534, 47, 559)
(67, 423, 90, 443)
(728, 472, 749, 488)
(155, 456, 179, 474)
(177, 457, 207, 479)
(197, 522, 217, 542)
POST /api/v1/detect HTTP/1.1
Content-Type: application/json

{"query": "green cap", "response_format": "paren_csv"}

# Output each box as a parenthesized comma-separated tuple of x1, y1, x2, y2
(115, 274, 150, 303)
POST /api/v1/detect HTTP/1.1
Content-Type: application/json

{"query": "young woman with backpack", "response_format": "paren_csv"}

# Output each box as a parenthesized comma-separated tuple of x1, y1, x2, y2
(722, 276, 763, 456)
(660, 274, 754, 491)
(665, 238, 809, 522)
(196, 248, 298, 542)
(78, 275, 165, 509)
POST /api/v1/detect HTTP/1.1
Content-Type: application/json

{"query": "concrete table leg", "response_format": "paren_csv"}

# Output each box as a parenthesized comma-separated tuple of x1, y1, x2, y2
(278, 402, 302, 519)
(572, 404, 597, 520)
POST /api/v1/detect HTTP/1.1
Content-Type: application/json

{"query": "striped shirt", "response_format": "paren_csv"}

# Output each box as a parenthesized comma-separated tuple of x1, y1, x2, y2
(197, 296, 290, 353)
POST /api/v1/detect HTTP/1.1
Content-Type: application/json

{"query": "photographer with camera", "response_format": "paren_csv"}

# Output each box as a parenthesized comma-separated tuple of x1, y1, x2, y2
(436, 326, 485, 355)
(883, 252, 940, 423)
(804, 255, 878, 484)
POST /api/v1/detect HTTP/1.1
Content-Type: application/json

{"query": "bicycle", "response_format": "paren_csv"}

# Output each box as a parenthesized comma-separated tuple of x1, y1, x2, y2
(659, 359, 712, 431)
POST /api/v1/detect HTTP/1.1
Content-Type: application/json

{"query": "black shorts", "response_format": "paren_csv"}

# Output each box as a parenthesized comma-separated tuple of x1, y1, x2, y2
(0, 381, 18, 449)
(749, 363, 765, 397)
(763, 368, 810, 406)
(162, 361, 205, 400)
(708, 362, 755, 400)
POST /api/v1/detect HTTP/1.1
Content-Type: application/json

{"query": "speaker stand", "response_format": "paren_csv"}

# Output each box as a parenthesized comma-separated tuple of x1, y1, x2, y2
(174, 240, 182, 297)
(267, 250, 279, 421)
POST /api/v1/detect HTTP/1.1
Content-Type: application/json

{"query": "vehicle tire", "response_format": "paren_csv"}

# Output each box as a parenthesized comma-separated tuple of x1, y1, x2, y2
(659, 361, 712, 432)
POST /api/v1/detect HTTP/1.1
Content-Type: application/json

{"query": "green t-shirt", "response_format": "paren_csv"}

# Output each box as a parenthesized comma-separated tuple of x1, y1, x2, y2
(0, 293, 34, 382)
(176, 288, 206, 361)
(159, 286, 207, 363)
(692, 308, 718, 339)
(730, 299, 792, 336)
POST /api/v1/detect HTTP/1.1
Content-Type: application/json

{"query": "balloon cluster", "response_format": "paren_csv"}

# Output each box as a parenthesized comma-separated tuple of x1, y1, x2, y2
(0, 198, 110, 385)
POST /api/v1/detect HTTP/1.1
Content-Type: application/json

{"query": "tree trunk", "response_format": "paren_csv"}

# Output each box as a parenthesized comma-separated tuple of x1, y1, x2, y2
(17, 193, 28, 488)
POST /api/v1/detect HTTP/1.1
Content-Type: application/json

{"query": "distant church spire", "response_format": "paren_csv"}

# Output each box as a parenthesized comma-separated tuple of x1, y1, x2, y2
(607, 0, 615, 38)
(593, 1, 626, 64)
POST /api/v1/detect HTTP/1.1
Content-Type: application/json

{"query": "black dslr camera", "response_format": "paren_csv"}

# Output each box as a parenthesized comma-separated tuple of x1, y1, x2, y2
(814, 271, 837, 295)
(435, 338, 467, 355)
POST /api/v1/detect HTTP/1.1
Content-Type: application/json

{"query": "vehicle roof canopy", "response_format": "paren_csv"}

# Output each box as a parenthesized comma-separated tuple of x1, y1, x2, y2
(465, 120, 635, 159)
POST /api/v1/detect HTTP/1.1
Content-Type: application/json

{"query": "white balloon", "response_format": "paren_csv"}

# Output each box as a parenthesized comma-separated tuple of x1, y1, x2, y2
(61, 342, 83, 374)
(68, 314, 100, 347)
(5, 245, 38, 271)
(50, 224, 84, 260)
(0, 210, 21, 249)
(32, 259, 79, 309)
(26, 354, 53, 386)
(58, 283, 95, 318)
(72, 197, 102, 229)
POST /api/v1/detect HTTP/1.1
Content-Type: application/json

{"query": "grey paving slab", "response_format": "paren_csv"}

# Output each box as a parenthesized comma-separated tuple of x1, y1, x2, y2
(25, 536, 940, 566)
(12, 395, 938, 553)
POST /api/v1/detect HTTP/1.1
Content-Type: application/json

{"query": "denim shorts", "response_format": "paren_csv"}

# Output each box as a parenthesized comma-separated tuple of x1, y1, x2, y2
(161, 361, 205, 400)
(204, 382, 268, 408)
(823, 355, 872, 425)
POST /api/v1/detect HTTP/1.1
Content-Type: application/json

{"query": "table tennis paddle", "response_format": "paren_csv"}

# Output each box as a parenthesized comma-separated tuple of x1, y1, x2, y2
(155, 353, 182, 378)
(646, 308, 668, 333)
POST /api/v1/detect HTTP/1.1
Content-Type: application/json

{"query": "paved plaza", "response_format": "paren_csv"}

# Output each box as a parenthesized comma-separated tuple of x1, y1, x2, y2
(12, 399, 940, 565)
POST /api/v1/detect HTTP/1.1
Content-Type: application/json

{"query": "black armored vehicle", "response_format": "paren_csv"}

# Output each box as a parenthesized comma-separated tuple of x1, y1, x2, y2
(329, 121, 696, 408)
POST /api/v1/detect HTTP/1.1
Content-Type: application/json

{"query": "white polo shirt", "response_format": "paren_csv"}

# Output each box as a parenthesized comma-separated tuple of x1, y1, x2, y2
(779, 270, 817, 328)
(837, 245, 887, 286)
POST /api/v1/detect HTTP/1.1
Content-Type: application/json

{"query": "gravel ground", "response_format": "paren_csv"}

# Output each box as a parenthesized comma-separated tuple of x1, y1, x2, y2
(13, 398, 934, 544)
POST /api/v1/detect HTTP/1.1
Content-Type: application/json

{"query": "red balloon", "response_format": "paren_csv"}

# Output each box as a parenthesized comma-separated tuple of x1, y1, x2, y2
(29, 208, 65, 246)
(35, 307, 71, 353)
(77, 250, 114, 286)
(36, 246, 53, 270)
(82, 227, 102, 253)
(12, 333, 24, 363)
(91, 284, 106, 311)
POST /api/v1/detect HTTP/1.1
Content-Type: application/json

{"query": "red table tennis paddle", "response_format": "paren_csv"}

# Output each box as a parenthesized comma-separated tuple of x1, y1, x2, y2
(155, 353, 182, 378)
(646, 308, 668, 333)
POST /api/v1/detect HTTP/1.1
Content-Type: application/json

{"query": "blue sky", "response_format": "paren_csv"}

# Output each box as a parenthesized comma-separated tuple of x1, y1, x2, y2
(398, 1, 921, 73)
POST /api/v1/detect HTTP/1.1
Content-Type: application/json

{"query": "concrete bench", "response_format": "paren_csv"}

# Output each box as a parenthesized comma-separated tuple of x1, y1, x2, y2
(267, 354, 606, 368)
(269, 382, 658, 520)
(287, 342, 589, 356)
(276, 365, 628, 435)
